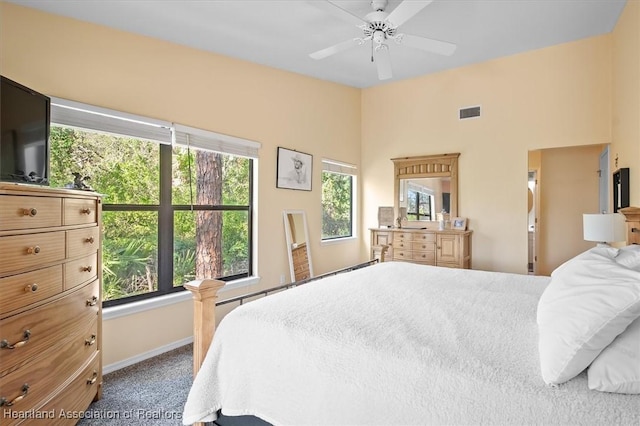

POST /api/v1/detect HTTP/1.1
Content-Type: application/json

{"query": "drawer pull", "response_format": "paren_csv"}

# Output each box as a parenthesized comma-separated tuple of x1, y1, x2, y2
(85, 236, 95, 244)
(81, 208, 92, 215)
(0, 384, 29, 407)
(86, 296, 98, 307)
(87, 371, 98, 385)
(1, 330, 31, 350)
(26, 246, 41, 255)
(22, 208, 38, 217)
(24, 283, 38, 293)
(85, 334, 97, 346)
(81, 266, 93, 273)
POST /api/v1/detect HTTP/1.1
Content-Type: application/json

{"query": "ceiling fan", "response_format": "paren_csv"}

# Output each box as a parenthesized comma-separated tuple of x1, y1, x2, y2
(309, 0, 456, 80)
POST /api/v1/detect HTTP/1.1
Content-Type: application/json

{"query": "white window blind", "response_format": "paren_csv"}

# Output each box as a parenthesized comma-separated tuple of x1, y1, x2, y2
(322, 158, 357, 175)
(50, 97, 173, 144)
(173, 124, 260, 159)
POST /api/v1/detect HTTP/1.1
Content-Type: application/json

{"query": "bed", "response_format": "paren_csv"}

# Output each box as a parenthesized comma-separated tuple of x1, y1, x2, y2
(182, 209, 640, 426)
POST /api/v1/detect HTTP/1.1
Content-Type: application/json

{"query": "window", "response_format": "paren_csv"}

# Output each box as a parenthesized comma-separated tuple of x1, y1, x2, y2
(321, 159, 356, 240)
(407, 188, 433, 221)
(49, 98, 259, 306)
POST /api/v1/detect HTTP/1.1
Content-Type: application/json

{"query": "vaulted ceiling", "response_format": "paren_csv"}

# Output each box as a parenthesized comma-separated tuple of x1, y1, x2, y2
(7, 0, 627, 88)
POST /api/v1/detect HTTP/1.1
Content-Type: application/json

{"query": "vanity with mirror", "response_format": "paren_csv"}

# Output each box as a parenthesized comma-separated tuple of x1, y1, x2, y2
(283, 210, 313, 282)
(370, 153, 472, 269)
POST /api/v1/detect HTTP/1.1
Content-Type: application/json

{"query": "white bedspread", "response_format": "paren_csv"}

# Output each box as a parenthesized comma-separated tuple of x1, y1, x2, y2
(183, 262, 640, 425)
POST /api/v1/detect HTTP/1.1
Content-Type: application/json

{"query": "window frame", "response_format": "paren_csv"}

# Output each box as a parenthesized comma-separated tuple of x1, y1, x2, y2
(49, 98, 259, 307)
(321, 159, 357, 242)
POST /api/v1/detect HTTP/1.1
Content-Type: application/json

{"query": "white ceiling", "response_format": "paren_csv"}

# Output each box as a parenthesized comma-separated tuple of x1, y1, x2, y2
(7, 0, 627, 88)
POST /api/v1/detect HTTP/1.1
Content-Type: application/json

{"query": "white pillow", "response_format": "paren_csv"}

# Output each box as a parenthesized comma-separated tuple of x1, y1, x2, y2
(537, 247, 640, 385)
(588, 318, 640, 394)
(615, 245, 640, 271)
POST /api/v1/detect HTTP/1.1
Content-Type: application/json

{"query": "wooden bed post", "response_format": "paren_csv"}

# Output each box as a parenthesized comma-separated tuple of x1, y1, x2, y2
(184, 279, 225, 377)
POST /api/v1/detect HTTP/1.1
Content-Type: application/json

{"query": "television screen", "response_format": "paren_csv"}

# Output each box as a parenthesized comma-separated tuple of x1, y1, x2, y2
(1, 76, 50, 185)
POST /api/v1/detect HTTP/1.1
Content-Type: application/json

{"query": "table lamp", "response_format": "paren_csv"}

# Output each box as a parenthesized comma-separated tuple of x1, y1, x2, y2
(583, 213, 626, 247)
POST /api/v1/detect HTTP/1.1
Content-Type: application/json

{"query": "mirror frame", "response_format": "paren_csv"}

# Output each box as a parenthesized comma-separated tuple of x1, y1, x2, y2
(283, 209, 314, 282)
(392, 153, 460, 226)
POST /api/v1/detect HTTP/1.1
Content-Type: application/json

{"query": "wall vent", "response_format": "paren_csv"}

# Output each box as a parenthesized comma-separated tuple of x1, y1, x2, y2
(459, 106, 481, 120)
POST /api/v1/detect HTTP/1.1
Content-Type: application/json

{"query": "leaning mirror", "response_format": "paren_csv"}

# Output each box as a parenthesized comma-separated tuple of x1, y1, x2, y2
(393, 153, 459, 226)
(283, 210, 313, 282)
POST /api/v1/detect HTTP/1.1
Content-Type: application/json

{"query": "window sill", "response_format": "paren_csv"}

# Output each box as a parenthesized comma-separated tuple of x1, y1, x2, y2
(103, 276, 260, 320)
(320, 236, 358, 246)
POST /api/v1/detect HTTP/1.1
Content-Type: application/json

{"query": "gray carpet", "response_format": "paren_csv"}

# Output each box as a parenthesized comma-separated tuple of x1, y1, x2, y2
(78, 344, 193, 426)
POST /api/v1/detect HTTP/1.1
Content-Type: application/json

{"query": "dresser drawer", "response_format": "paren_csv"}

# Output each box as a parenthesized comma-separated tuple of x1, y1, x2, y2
(0, 195, 62, 232)
(64, 253, 98, 291)
(0, 231, 66, 276)
(67, 226, 100, 259)
(412, 241, 435, 252)
(393, 232, 413, 242)
(0, 280, 99, 375)
(0, 265, 63, 317)
(392, 239, 411, 249)
(412, 251, 435, 264)
(413, 232, 436, 243)
(39, 352, 101, 426)
(393, 249, 412, 261)
(63, 198, 98, 226)
(0, 319, 98, 423)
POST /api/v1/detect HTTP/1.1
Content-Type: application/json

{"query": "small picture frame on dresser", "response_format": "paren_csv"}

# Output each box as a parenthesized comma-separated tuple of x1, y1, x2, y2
(452, 217, 467, 230)
(378, 206, 394, 228)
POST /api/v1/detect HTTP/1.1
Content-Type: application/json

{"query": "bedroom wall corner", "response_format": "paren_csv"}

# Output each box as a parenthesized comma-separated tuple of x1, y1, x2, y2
(0, 2, 362, 368)
(611, 0, 640, 208)
(361, 35, 612, 274)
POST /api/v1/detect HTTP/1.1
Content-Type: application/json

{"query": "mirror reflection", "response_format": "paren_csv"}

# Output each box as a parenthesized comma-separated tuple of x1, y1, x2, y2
(398, 177, 451, 221)
(283, 210, 313, 282)
(393, 153, 459, 223)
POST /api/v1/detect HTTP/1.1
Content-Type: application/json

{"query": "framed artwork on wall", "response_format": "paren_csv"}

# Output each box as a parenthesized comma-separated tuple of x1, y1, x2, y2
(277, 147, 312, 191)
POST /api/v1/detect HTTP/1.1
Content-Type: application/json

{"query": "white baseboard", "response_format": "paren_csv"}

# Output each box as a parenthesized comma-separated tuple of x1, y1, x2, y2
(103, 336, 193, 375)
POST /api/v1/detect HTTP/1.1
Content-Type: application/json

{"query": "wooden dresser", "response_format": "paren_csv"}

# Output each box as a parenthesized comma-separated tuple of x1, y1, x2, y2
(0, 183, 102, 425)
(370, 228, 472, 269)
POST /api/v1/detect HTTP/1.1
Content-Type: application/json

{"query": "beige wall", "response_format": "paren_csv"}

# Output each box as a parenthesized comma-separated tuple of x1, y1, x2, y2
(535, 145, 604, 276)
(0, 2, 362, 367)
(361, 34, 613, 274)
(612, 0, 640, 207)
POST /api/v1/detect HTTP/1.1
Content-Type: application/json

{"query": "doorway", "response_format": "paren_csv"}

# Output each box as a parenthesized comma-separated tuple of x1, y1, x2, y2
(527, 170, 537, 274)
(528, 145, 605, 276)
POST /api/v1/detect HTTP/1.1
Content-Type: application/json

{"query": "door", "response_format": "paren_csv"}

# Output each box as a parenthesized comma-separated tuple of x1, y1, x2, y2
(599, 146, 609, 213)
(528, 170, 538, 274)
(436, 234, 458, 265)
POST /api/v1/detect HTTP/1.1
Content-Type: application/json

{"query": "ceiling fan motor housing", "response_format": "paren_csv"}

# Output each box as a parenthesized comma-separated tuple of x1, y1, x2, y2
(363, 11, 396, 43)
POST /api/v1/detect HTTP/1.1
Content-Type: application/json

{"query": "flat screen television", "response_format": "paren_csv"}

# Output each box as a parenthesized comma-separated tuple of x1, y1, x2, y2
(1, 76, 51, 185)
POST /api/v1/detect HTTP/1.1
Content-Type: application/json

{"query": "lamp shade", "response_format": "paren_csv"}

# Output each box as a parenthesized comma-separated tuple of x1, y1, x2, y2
(583, 213, 626, 244)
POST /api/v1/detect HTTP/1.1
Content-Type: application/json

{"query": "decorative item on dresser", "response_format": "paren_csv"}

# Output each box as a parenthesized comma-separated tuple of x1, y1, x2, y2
(370, 227, 472, 269)
(0, 183, 102, 425)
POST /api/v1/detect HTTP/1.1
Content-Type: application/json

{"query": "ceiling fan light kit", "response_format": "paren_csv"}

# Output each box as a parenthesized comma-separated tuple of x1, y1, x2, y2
(309, 0, 457, 81)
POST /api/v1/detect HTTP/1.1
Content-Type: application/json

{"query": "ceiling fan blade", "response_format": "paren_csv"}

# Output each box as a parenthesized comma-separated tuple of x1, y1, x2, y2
(307, 1, 365, 27)
(310, 38, 360, 60)
(399, 33, 457, 56)
(386, 0, 433, 28)
(375, 46, 393, 80)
